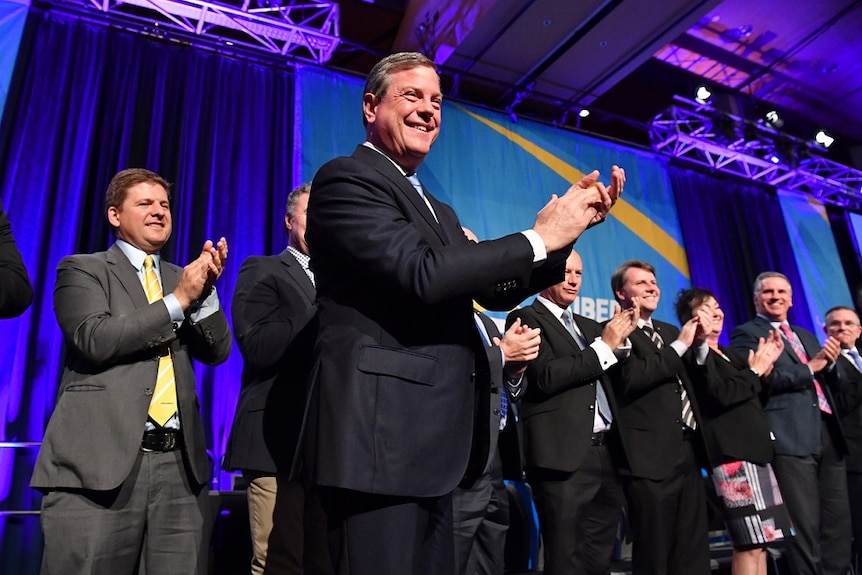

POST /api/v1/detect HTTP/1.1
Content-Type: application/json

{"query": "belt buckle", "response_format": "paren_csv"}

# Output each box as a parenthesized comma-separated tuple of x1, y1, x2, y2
(163, 432, 176, 451)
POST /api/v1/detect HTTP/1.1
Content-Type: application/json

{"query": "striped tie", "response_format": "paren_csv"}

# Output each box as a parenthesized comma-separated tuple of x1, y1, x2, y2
(143, 256, 177, 426)
(643, 324, 697, 430)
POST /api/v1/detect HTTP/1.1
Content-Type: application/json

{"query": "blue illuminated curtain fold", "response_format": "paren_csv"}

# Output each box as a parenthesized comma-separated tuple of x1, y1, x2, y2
(668, 165, 816, 337)
(0, 6, 295, 540)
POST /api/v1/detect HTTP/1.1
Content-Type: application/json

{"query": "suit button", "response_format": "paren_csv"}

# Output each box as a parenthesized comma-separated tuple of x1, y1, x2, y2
(493, 408, 500, 416)
(588, 405, 595, 411)
(144, 388, 153, 396)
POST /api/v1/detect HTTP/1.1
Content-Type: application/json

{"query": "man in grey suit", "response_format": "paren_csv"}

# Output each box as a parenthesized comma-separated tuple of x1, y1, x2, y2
(31, 168, 232, 574)
(224, 183, 329, 575)
(731, 272, 849, 575)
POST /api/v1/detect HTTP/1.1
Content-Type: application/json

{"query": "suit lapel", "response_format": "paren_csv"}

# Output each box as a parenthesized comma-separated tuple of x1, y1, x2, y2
(753, 316, 803, 365)
(280, 250, 315, 303)
(107, 244, 149, 308)
(530, 300, 580, 352)
(352, 146, 448, 244)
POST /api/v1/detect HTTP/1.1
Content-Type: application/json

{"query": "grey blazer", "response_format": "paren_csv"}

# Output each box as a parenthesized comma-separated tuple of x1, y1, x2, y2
(31, 243, 231, 491)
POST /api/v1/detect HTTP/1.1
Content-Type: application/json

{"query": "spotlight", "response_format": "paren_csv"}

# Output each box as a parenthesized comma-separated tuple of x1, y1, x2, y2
(764, 110, 783, 129)
(695, 85, 712, 103)
(814, 130, 834, 148)
(578, 109, 590, 118)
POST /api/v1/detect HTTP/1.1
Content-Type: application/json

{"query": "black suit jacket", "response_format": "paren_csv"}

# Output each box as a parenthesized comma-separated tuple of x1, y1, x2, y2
(223, 250, 317, 476)
(689, 345, 774, 466)
(731, 316, 847, 457)
(834, 353, 862, 472)
(461, 311, 526, 486)
(0, 206, 33, 318)
(608, 319, 705, 480)
(304, 145, 568, 497)
(31, 243, 231, 491)
(507, 300, 615, 473)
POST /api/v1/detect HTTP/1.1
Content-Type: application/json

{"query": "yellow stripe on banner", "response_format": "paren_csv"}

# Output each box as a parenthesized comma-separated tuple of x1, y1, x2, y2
(806, 196, 830, 224)
(455, 104, 690, 279)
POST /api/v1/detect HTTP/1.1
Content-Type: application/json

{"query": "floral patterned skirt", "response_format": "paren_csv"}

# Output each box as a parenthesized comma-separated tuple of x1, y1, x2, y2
(711, 460, 794, 549)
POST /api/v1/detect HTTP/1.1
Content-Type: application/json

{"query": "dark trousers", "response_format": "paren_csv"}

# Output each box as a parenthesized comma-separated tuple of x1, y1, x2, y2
(772, 418, 851, 575)
(452, 450, 509, 575)
(847, 471, 862, 568)
(528, 443, 624, 575)
(40, 449, 208, 575)
(622, 435, 711, 575)
(318, 486, 455, 575)
(263, 477, 332, 575)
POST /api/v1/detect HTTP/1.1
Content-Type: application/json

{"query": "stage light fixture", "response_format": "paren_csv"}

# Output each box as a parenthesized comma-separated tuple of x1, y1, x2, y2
(764, 110, 783, 129)
(815, 130, 834, 148)
(578, 109, 590, 118)
(695, 85, 712, 103)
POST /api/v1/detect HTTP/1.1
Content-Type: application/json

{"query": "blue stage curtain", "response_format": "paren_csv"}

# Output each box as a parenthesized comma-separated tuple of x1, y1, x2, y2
(668, 165, 816, 339)
(0, 7, 295, 545)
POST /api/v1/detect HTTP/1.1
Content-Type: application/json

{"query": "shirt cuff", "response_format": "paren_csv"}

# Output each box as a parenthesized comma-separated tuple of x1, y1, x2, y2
(520, 229, 546, 264)
(670, 340, 688, 358)
(189, 286, 221, 324)
(162, 293, 185, 328)
(589, 338, 618, 370)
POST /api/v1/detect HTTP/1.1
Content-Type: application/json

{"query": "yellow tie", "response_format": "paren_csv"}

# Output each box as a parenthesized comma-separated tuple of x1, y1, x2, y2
(143, 256, 177, 426)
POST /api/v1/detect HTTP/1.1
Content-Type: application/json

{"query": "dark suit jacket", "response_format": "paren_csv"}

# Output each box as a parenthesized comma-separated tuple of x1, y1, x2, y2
(731, 316, 847, 457)
(608, 319, 705, 480)
(464, 311, 525, 485)
(507, 300, 615, 473)
(834, 353, 862, 472)
(31, 243, 231, 491)
(688, 345, 774, 466)
(304, 145, 567, 497)
(223, 250, 317, 476)
(0, 206, 33, 318)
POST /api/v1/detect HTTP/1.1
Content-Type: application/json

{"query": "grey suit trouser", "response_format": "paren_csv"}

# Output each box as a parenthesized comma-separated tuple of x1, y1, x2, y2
(39, 448, 208, 575)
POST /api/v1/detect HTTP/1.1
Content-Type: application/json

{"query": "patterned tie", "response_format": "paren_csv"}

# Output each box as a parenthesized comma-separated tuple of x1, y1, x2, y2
(779, 323, 832, 414)
(143, 256, 178, 426)
(849, 349, 862, 373)
(563, 310, 612, 424)
(642, 324, 697, 430)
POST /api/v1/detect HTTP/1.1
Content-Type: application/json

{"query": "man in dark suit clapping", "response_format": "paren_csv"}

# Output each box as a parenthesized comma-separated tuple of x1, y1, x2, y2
(607, 259, 712, 575)
(506, 249, 636, 575)
(304, 51, 626, 575)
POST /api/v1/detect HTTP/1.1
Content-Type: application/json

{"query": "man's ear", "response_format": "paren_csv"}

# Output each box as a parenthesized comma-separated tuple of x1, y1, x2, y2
(363, 93, 377, 124)
(107, 206, 120, 228)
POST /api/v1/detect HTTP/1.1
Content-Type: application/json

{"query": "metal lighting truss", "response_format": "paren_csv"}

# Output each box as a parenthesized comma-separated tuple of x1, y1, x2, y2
(77, 0, 340, 64)
(650, 96, 862, 210)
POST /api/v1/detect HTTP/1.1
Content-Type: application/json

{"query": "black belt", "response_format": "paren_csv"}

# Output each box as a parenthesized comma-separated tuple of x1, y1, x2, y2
(141, 429, 183, 452)
(591, 431, 612, 446)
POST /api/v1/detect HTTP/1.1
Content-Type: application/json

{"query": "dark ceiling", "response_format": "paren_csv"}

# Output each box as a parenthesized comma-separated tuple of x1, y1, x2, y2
(324, 0, 862, 167)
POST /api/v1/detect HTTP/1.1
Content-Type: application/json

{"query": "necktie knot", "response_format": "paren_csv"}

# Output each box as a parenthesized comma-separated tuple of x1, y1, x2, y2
(406, 173, 424, 196)
(144, 255, 155, 271)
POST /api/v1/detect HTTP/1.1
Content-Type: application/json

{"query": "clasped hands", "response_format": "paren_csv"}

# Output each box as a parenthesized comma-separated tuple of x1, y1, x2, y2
(174, 237, 228, 310)
(533, 165, 626, 252)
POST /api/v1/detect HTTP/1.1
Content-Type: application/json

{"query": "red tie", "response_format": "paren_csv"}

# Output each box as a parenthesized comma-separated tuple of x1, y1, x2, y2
(779, 323, 831, 414)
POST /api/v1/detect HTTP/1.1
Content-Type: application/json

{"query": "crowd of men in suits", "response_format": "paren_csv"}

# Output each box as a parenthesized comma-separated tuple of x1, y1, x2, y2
(4, 48, 862, 575)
